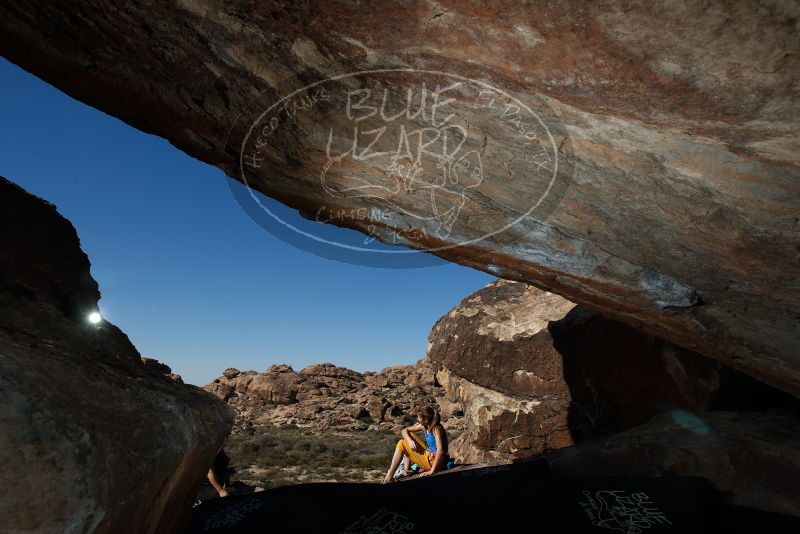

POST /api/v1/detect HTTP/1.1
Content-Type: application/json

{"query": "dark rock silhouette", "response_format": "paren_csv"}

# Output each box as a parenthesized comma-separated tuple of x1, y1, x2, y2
(0, 177, 233, 533)
(141, 356, 184, 383)
(544, 411, 800, 517)
(188, 458, 800, 533)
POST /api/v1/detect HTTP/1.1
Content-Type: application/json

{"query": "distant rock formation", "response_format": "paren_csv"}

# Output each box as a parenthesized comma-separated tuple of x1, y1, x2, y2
(0, 177, 233, 533)
(429, 280, 800, 464)
(205, 360, 464, 434)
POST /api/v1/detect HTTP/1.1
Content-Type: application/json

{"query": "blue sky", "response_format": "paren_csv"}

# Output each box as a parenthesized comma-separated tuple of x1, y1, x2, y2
(0, 58, 493, 386)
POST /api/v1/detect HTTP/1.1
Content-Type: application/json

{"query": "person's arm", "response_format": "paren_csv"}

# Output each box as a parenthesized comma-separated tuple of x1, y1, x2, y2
(420, 427, 446, 476)
(207, 468, 229, 497)
(401, 423, 424, 451)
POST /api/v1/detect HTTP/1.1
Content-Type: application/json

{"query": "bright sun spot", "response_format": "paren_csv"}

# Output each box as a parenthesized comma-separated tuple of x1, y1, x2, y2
(88, 312, 102, 324)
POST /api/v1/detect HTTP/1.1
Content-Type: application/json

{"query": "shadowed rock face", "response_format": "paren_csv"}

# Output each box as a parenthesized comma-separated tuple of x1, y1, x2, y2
(429, 280, 800, 464)
(0, 2, 798, 396)
(543, 411, 800, 517)
(0, 178, 234, 533)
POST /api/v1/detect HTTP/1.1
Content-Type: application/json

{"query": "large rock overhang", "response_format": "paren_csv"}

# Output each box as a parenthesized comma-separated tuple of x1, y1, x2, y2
(1, 1, 798, 395)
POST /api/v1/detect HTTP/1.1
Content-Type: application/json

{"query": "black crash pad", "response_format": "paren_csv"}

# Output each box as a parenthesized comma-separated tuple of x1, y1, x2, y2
(187, 459, 799, 533)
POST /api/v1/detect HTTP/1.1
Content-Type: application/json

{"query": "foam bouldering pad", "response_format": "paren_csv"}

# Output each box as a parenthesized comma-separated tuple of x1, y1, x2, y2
(187, 460, 799, 533)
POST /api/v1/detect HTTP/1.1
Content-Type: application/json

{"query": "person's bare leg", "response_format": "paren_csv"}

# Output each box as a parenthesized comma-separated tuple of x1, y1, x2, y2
(384, 446, 405, 483)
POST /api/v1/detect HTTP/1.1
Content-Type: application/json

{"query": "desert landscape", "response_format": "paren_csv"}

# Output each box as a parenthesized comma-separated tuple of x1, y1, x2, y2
(1, 1, 799, 532)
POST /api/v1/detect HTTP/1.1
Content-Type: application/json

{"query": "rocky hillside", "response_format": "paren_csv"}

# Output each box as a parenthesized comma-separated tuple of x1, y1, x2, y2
(205, 360, 465, 435)
(202, 360, 468, 490)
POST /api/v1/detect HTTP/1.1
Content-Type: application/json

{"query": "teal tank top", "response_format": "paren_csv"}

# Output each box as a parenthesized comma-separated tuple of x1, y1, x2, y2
(424, 425, 448, 455)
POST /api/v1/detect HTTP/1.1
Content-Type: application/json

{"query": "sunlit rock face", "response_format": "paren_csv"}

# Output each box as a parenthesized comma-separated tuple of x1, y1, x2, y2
(205, 359, 466, 435)
(0, 177, 233, 533)
(1, 2, 798, 394)
(429, 280, 800, 464)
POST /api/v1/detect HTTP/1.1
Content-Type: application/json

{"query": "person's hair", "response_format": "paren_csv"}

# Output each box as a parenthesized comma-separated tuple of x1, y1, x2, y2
(416, 405, 440, 429)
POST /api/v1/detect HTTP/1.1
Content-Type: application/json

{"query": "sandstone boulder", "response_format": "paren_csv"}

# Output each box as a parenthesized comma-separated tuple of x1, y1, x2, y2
(362, 395, 390, 424)
(0, 2, 797, 396)
(0, 177, 233, 533)
(206, 381, 236, 402)
(266, 363, 293, 373)
(234, 372, 302, 404)
(223, 367, 241, 379)
(300, 363, 361, 380)
(430, 280, 800, 463)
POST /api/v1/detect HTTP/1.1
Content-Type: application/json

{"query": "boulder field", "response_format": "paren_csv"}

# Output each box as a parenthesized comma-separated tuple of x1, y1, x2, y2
(205, 359, 464, 435)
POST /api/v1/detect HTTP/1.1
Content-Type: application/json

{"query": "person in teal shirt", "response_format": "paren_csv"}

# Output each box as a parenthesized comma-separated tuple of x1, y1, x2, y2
(384, 405, 450, 483)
